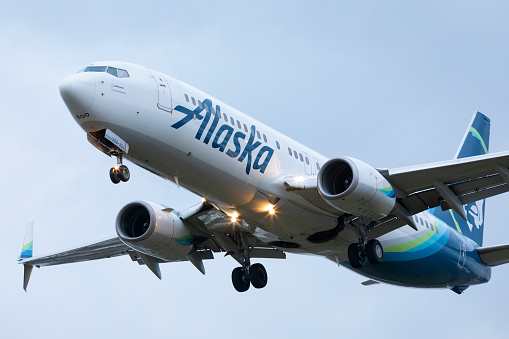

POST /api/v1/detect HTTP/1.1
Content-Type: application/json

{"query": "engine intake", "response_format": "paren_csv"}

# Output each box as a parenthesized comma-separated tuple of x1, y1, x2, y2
(117, 203, 152, 239)
(317, 157, 396, 219)
(116, 201, 194, 261)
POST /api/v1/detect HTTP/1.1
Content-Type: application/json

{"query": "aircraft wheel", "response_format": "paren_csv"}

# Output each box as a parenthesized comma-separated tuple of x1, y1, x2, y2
(118, 165, 130, 182)
(249, 263, 268, 289)
(366, 239, 383, 265)
(348, 243, 365, 269)
(109, 167, 121, 184)
(232, 267, 250, 292)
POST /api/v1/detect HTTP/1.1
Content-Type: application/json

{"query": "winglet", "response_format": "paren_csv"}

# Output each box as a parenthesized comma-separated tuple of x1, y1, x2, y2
(18, 221, 34, 261)
(23, 264, 34, 292)
(19, 222, 35, 291)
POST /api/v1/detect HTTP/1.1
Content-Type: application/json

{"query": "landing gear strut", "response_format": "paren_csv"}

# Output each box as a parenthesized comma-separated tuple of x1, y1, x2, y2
(347, 218, 384, 268)
(109, 154, 130, 184)
(231, 233, 268, 292)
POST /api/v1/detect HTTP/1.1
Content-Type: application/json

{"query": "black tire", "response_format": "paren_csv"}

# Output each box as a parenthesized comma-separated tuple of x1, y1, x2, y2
(118, 165, 130, 182)
(109, 167, 121, 184)
(232, 267, 250, 292)
(348, 243, 365, 269)
(249, 263, 268, 289)
(366, 239, 383, 265)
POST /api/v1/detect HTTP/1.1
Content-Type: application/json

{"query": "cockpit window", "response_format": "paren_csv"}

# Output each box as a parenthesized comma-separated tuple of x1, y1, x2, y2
(107, 67, 118, 77)
(84, 66, 107, 72)
(80, 65, 130, 78)
(117, 69, 129, 78)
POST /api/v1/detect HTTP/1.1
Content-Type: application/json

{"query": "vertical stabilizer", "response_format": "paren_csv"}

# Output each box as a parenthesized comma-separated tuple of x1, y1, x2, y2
(19, 221, 34, 260)
(431, 112, 489, 246)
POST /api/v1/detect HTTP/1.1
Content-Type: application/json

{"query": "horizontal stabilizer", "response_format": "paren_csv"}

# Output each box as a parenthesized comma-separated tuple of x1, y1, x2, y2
(477, 244, 509, 266)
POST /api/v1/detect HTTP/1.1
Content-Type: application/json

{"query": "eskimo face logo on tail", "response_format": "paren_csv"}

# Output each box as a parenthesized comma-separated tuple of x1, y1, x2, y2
(171, 99, 274, 175)
(463, 200, 484, 231)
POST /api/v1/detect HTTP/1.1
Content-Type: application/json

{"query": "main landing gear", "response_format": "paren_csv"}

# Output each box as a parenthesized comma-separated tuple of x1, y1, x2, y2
(347, 219, 384, 268)
(231, 235, 268, 292)
(109, 154, 130, 184)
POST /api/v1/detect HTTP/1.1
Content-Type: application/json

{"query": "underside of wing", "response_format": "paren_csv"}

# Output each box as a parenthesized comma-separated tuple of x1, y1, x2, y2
(19, 237, 131, 267)
(386, 151, 509, 216)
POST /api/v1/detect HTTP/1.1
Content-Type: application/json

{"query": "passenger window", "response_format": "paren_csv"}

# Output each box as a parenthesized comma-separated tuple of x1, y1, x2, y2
(191, 97, 196, 105)
(230, 117, 235, 126)
(276, 141, 280, 149)
(419, 218, 424, 225)
(316, 162, 321, 170)
(185, 94, 189, 102)
(205, 105, 210, 113)
(288, 147, 292, 156)
(223, 113, 228, 122)
(117, 69, 130, 78)
(243, 124, 248, 133)
(198, 100, 203, 109)
(299, 154, 304, 162)
(263, 134, 267, 142)
(305, 157, 309, 165)
(107, 67, 118, 77)
(257, 131, 261, 139)
(425, 221, 430, 228)
(237, 120, 241, 129)
(211, 106, 215, 115)
(293, 150, 298, 159)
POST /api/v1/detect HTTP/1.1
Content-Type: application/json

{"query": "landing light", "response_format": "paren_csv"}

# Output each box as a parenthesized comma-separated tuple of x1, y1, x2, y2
(264, 204, 275, 215)
(114, 165, 120, 170)
(230, 212, 238, 223)
(293, 176, 305, 183)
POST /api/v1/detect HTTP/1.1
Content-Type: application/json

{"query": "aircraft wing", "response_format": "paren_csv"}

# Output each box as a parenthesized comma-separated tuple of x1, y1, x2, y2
(286, 151, 509, 238)
(385, 151, 509, 216)
(18, 200, 285, 290)
(19, 237, 131, 267)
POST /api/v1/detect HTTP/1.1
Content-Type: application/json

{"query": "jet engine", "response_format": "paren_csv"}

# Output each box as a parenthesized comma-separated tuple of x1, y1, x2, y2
(115, 201, 194, 261)
(317, 157, 396, 219)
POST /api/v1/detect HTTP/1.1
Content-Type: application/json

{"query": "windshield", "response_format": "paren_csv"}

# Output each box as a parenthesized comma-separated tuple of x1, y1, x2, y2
(79, 66, 130, 78)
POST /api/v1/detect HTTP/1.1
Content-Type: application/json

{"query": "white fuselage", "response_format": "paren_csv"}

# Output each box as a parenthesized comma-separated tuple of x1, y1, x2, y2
(59, 61, 489, 288)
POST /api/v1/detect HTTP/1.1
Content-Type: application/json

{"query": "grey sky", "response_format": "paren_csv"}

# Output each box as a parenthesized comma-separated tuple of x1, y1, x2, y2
(2, 1, 509, 338)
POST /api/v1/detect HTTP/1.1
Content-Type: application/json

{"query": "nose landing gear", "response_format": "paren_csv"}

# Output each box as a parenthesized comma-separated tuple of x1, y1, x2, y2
(109, 154, 130, 184)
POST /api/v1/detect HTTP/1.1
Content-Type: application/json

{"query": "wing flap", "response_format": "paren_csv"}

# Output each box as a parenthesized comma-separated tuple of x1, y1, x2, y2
(477, 244, 509, 266)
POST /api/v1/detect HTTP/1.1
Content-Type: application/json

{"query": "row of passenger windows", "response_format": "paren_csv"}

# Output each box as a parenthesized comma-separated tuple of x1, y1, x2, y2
(184, 93, 319, 168)
(412, 215, 439, 233)
(81, 66, 130, 78)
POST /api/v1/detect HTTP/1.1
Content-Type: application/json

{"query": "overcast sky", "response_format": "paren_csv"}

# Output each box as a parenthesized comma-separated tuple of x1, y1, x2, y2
(2, 1, 509, 338)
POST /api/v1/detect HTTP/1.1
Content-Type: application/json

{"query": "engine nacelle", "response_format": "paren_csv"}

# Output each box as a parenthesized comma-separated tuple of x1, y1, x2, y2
(115, 201, 193, 261)
(317, 157, 396, 219)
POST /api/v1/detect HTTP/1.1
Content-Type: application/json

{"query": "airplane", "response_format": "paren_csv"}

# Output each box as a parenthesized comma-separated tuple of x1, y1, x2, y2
(18, 61, 509, 294)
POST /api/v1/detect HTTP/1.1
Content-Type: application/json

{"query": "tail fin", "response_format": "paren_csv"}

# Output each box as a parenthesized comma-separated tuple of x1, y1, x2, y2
(18, 221, 34, 260)
(430, 112, 490, 246)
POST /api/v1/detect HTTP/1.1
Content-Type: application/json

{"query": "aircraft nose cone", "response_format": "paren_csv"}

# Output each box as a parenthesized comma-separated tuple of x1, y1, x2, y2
(59, 73, 96, 115)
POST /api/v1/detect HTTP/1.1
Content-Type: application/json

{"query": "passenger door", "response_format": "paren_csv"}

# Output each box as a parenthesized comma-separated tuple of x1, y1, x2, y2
(151, 71, 172, 112)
